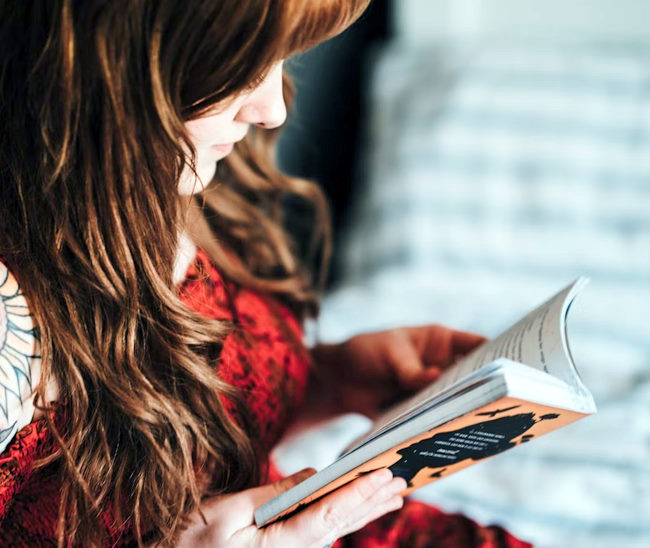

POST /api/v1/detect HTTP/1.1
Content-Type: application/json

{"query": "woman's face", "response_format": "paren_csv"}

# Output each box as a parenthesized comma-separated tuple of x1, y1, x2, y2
(178, 61, 286, 195)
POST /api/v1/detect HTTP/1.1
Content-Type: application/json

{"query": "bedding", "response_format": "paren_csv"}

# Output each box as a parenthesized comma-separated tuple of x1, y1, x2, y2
(274, 44, 650, 548)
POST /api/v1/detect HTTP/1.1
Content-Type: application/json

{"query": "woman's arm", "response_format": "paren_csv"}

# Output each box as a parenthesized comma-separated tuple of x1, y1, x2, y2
(0, 261, 43, 454)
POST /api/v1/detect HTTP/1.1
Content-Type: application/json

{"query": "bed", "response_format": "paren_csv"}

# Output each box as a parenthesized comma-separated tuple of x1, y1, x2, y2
(274, 3, 650, 546)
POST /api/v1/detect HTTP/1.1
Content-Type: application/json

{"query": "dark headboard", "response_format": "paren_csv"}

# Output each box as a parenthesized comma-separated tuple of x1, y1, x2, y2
(278, 0, 392, 283)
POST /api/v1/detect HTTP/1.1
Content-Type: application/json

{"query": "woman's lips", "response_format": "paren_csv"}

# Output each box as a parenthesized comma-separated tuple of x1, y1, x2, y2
(212, 143, 234, 154)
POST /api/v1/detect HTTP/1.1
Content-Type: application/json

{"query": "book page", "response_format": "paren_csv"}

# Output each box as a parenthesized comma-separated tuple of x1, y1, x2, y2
(361, 278, 589, 448)
(451, 278, 589, 392)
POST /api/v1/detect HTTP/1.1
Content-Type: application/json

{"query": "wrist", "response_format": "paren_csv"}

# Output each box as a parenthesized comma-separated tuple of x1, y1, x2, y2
(310, 342, 341, 372)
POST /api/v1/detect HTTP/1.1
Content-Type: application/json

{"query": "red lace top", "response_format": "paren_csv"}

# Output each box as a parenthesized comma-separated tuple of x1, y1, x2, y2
(0, 248, 531, 548)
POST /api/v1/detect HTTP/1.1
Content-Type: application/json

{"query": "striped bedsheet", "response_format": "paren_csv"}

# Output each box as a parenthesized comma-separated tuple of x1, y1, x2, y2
(310, 44, 650, 547)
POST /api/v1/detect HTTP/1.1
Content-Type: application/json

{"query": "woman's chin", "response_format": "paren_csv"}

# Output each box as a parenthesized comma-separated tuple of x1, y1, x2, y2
(178, 164, 217, 196)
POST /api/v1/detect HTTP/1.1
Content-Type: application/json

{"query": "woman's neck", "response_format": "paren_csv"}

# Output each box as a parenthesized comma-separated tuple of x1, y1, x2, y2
(173, 231, 198, 285)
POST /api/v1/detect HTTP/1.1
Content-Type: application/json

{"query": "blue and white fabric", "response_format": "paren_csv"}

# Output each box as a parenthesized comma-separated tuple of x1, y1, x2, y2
(276, 44, 650, 548)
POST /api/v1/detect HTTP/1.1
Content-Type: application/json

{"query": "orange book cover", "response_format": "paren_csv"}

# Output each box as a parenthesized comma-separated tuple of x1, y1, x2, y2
(257, 397, 587, 525)
(255, 278, 595, 527)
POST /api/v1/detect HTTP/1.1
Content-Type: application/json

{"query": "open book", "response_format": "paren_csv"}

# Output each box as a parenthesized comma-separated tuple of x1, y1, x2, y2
(255, 278, 596, 527)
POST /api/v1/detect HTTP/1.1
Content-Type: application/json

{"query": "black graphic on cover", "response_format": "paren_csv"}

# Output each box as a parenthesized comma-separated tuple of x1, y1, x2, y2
(475, 405, 521, 418)
(389, 410, 560, 486)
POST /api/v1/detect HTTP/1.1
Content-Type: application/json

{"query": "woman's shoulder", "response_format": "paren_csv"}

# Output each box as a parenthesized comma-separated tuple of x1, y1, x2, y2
(0, 259, 43, 455)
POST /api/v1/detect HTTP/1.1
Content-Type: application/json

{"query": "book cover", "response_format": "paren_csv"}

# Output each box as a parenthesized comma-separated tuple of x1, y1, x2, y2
(255, 278, 595, 527)
(258, 397, 586, 525)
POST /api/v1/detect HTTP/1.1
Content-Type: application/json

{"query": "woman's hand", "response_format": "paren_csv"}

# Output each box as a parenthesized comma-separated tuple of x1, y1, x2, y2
(310, 325, 486, 418)
(172, 468, 406, 547)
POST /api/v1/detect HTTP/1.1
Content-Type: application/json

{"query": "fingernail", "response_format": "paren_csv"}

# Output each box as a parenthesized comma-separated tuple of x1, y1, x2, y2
(371, 468, 393, 487)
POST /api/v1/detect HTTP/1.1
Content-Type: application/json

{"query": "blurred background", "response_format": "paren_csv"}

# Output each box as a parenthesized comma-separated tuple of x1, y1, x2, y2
(274, 1, 650, 547)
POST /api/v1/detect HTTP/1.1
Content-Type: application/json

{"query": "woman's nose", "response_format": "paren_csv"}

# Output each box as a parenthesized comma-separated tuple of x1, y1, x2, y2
(236, 63, 287, 129)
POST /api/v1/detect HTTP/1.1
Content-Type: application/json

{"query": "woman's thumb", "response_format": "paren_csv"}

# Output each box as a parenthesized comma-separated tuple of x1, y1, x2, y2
(252, 467, 317, 508)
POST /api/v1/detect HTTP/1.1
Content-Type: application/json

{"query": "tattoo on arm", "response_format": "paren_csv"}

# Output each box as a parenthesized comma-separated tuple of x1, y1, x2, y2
(0, 262, 41, 452)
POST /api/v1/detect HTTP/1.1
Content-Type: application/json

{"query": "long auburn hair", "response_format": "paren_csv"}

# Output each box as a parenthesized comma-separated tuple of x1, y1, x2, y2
(0, 0, 369, 546)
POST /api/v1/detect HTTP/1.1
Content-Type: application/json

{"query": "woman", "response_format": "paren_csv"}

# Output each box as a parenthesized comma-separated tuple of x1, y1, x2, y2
(0, 1, 532, 546)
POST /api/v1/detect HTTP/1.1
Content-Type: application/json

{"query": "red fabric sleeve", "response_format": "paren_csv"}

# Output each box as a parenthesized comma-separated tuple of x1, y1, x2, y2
(0, 418, 52, 526)
(339, 499, 533, 548)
